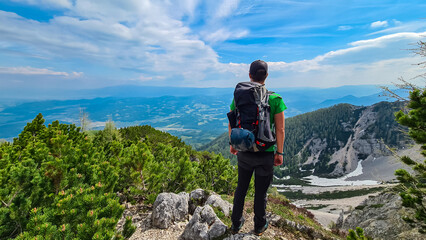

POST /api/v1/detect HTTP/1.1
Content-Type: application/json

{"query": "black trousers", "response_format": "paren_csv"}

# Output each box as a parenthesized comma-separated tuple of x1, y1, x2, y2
(231, 151, 274, 229)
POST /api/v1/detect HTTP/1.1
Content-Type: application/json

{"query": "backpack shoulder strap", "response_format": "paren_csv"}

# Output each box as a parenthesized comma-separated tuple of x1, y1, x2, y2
(268, 91, 282, 99)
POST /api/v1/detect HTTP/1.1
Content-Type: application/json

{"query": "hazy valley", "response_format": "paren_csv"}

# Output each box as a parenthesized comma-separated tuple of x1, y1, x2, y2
(0, 85, 393, 147)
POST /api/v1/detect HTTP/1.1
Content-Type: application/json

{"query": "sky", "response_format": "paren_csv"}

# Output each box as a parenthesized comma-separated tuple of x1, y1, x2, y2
(0, 0, 425, 93)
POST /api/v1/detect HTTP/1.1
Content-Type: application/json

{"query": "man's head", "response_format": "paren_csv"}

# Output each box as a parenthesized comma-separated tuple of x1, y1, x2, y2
(249, 60, 268, 83)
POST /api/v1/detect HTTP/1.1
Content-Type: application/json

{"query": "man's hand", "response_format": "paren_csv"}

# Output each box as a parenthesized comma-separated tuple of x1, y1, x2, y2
(274, 154, 283, 166)
(230, 145, 238, 155)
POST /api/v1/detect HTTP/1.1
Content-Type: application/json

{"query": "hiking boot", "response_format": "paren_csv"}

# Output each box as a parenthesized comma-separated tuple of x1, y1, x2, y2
(254, 220, 269, 236)
(230, 218, 245, 234)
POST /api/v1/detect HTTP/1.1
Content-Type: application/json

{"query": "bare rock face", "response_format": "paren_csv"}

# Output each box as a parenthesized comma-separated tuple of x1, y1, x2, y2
(342, 192, 423, 240)
(152, 192, 189, 229)
(205, 194, 233, 217)
(180, 205, 227, 240)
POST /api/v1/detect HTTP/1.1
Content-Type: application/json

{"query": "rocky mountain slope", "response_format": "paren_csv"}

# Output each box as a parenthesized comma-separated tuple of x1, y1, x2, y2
(201, 101, 412, 178)
(340, 191, 424, 239)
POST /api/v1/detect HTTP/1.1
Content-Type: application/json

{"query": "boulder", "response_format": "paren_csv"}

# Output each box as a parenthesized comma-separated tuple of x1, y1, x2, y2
(205, 194, 233, 217)
(189, 189, 209, 214)
(180, 205, 227, 240)
(152, 192, 189, 229)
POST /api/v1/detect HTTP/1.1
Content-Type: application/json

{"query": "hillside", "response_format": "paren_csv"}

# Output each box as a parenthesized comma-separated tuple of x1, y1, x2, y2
(201, 101, 411, 178)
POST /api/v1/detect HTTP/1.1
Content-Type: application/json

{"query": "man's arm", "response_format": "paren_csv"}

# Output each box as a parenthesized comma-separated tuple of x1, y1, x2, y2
(274, 111, 285, 166)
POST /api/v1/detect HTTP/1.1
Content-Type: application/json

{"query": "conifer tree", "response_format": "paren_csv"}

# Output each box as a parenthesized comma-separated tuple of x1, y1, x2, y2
(394, 87, 426, 231)
(391, 40, 426, 232)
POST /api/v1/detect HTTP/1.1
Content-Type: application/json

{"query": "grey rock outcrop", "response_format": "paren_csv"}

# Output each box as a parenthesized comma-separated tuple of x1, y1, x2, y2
(266, 212, 282, 226)
(180, 205, 227, 240)
(152, 192, 189, 229)
(335, 210, 344, 229)
(189, 189, 209, 214)
(205, 194, 233, 217)
(342, 192, 423, 240)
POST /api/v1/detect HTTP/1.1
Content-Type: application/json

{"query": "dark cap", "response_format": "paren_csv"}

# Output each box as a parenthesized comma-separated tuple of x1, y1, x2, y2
(249, 60, 268, 76)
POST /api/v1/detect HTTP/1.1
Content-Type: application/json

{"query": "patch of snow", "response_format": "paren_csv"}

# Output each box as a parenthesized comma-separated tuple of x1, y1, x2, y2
(274, 176, 290, 180)
(304, 160, 379, 186)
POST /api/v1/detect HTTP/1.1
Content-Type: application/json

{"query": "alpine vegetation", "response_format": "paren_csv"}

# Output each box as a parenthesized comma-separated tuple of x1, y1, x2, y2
(0, 114, 237, 239)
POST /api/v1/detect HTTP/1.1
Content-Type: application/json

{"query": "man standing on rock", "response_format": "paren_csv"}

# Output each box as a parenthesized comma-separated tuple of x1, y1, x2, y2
(228, 60, 286, 236)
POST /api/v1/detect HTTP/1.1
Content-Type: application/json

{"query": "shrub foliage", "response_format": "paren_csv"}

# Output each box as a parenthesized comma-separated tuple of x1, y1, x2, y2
(0, 114, 237, 239)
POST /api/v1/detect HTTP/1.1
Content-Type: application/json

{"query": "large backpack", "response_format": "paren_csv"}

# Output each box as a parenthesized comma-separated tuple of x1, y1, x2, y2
(227, 82, 277, 152)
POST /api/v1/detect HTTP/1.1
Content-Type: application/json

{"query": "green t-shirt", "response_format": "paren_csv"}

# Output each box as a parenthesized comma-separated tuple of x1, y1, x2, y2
(230, 92, 287, 152)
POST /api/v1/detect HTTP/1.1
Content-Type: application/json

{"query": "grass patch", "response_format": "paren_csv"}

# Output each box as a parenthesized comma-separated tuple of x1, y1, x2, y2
(212, 206, 232, 227)
(306, 204, 328, 210)
(355, 203, 384, 211)
(220, 194, 234, 204)
(355, 205, 366, 210)
(273, 176, 311, 186)
(280, 187, 384, 200)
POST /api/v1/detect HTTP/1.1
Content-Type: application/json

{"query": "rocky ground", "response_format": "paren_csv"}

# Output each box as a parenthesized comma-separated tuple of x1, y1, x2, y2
(117, 189, 341, 240)
(128, 210, 301, 240)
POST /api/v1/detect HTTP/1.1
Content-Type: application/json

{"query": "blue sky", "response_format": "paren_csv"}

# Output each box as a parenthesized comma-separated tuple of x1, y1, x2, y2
(0, 0, 425, 93)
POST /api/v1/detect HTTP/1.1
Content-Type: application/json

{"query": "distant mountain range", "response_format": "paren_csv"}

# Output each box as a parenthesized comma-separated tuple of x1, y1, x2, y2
(0, 84, 389, 101)
(0, 85, 406, 147)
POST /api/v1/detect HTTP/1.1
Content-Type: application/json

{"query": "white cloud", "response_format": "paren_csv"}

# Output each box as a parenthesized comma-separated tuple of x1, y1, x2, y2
(368, 20, 426, 36)
(214, 0, 240, 19)
(11, 0, 72, 9)
(0, 66, 78, 76)
(337, 25, 352, 31)
(72, 72, 84, 77)
(203, 28, 248, 43)
(0, 0, 220, 80)
(371, 20, 388, 28)
(221, 31, 426, 88)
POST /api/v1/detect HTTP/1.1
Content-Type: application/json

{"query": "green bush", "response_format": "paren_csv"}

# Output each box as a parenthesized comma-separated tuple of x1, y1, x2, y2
(0, 114, 238, 238)
(347, 227, 372, 240)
